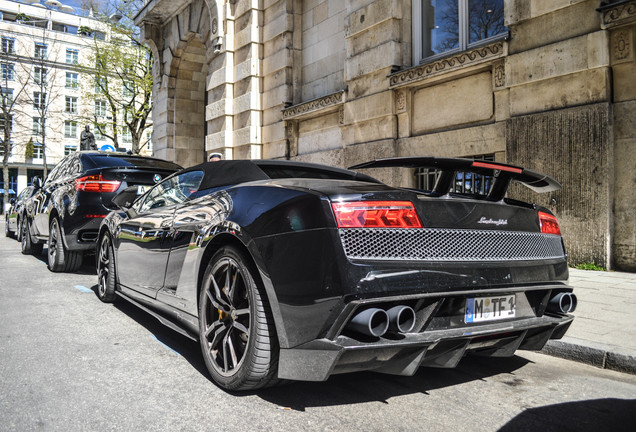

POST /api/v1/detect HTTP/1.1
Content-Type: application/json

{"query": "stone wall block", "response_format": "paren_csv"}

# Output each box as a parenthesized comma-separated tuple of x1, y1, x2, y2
(506, 103, 612, 268)
(412, 71, 494, 134)
(346, 0, 401, 38)
(508, 0, 600, 54)
(345, 40, 401, 80)
(509, 68, 610, 116)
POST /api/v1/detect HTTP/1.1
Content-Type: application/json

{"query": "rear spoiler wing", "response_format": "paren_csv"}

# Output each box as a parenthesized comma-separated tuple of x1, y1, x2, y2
(349, 157, 561, 201)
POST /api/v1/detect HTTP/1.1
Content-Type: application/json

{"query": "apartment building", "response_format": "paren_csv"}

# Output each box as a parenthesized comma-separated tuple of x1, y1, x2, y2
(0, 0, 152, 198)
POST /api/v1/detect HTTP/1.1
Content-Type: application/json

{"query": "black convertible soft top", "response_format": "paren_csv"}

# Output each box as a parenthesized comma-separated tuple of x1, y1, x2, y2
(176, 159, 381, 191)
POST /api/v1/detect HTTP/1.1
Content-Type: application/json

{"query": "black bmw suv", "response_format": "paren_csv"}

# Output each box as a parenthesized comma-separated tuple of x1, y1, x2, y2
(21, 151, 182, 272)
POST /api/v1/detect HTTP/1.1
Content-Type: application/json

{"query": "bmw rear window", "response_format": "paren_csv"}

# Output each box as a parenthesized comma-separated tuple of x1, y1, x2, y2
(83, 154, 182, 171)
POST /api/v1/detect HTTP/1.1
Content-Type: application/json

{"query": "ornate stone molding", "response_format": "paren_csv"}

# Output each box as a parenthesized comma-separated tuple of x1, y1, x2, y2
(600, 0, 636, 29)
(493, 61, 505, 88)
(389, 41, 505, 88)
(395, 90, 406, 112)
(612, 28, 633, 63)
(282, 91, 346, 120)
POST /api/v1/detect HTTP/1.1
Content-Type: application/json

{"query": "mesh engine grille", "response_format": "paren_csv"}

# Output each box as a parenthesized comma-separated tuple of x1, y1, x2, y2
(339, 228, 565, 261)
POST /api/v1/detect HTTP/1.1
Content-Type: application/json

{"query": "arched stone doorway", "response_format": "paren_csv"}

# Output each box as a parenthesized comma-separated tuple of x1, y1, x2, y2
(171, 37, 207, 168)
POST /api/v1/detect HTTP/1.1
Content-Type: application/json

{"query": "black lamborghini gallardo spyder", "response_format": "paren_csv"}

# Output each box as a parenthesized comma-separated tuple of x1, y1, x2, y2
(96, 157, 576, 391)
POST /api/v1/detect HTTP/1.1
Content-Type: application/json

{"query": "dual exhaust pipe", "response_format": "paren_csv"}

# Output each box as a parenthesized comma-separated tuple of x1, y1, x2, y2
(346, 305, 416, 337)
(547, 292, 578, 315)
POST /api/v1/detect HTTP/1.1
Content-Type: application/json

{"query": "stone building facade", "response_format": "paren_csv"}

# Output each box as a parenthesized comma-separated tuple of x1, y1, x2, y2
(135, 0, 636, 271)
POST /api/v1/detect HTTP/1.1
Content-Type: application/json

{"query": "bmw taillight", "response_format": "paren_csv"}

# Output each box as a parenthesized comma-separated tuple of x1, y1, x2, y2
(74, 174, 121, 193)
(331, 201, 423, 228)
(539, 211, 561, 235)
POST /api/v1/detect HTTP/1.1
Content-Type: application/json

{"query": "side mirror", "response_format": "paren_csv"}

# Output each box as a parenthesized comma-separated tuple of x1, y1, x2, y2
(9, 198, 16, 205)
(32, 177, 42, 189)
(111, 186, 140, 210)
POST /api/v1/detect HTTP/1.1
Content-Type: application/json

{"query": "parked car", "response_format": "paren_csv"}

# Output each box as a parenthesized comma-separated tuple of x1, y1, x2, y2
(96, 158, 576, 391)
(4, 186, 35, 241)
(21, 151, 182, 272)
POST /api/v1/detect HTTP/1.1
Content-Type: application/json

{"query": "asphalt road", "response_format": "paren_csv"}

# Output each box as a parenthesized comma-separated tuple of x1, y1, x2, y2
(1, 226, 635, 432)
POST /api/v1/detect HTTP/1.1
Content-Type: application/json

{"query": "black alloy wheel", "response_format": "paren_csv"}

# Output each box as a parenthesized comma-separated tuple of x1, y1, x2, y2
(198, 246, 279, 391)
(47, 218, 82, 272)
(96, 234, 117, 303)
(21, 219, 43, 256)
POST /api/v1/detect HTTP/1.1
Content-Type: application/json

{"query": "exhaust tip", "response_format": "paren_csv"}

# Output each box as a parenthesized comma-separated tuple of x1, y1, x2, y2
(346, 308, 389, 337)
(387, 305, 416, 333)
(548, 292, 577, 314)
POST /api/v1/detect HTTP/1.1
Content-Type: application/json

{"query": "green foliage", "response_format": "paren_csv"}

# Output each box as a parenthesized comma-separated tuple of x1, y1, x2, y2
(15, 13, 30, 22)
(574, 262, 606, 271)
(79, 26, 93, 36)
(24, 137, 34, 159)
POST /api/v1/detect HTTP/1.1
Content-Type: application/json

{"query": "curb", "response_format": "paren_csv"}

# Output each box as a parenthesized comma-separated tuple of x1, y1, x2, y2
(542, 337, 636, 375)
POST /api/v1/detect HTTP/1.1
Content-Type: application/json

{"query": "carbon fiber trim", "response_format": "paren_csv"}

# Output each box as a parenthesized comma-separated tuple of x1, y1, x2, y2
(338, 228, 565, 261)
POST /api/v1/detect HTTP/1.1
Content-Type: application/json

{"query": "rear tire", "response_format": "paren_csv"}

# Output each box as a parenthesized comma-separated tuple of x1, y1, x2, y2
(16, 217, 23, 242)
(198, 246, 279, 391)
(47, 217, 82, 272)
(96, 234, 117, 303)
(21, 219, 43, 256)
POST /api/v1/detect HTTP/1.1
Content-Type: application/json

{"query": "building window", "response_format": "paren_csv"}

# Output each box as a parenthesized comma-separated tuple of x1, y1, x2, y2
(94, 126, 105, 141)
(1, 62, 15, 81)
(122, 80, 134, 98)
(33, 92, 46, 110)
(415, 154, 495, 195)
(34, 42, 47, 59)
(94, 76, 107, 93)
(121, 127, 132, 143)
(64, 120, 77, 138)
(64, 145, 77, 155)
(66, 72, 79, 89)
(413, 0, 506, 63)
(34, 67, 47, 85)
(1, 37, 14, 54)
(66, 48, 79, 64)
(32, 117, 45, 135)
(65, 96, 77, 114)
(33, 143, 43, 159)
(0, 114, 12, 133)
(95, 100, 107, 117)
(1, 88, 13, 104)
(52, 22, 78, 34)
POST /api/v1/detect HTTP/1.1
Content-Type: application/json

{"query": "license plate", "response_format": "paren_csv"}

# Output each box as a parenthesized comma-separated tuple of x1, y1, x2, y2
(137, 185, 150, 194)
(465, 294, 516, 323)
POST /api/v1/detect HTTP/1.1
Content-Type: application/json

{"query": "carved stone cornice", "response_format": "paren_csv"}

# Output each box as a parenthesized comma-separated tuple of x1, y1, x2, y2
(282, 91, 345, 120)
(599, 0, 636, 29)
(389, 41, 505, 88)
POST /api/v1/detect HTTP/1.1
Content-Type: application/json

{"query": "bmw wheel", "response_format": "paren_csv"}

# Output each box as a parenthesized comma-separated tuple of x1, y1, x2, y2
(47, 217, 82, 272)
(21, 219, 43, 256)
(198, 246, 279, 391)
(96, 234, 117, 303)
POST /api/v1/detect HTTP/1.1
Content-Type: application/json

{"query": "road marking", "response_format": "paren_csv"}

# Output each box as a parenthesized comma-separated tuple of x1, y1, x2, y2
(151, 334, 181, 356)
(74, 285, 93, 293)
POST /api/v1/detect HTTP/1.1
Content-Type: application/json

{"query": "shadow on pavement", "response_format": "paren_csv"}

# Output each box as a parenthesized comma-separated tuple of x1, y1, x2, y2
(253, 355, 530, 411)
(498, 398, 636, 432)
(108, 296, 208, 377)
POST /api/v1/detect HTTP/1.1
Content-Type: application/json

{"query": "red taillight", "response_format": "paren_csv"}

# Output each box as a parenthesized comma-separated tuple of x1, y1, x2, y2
(539, 211, 561, 235)
(331, 201, 423, 228)
(74, 174, 121, 193)
(472, 161, 523, 174)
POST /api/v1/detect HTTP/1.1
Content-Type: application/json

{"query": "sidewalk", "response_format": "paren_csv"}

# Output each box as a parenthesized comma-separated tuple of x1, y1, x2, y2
(542, 268, 636, 375)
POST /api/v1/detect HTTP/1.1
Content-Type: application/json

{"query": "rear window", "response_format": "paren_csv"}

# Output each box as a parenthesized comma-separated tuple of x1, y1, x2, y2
(83, 154, 182, 171)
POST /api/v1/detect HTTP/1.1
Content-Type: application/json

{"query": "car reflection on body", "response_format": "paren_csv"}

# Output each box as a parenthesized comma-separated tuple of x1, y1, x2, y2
(96, 158, 577, 391)
(20, 151, 182, 272)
